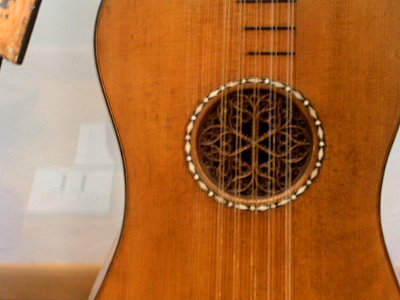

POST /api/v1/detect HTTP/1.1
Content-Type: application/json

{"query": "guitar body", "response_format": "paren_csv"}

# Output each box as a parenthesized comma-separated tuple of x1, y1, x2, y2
(95, 1, 400, 299)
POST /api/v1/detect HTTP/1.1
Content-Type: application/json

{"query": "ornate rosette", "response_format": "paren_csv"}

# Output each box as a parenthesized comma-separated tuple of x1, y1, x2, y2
(184, 78, 324, 211)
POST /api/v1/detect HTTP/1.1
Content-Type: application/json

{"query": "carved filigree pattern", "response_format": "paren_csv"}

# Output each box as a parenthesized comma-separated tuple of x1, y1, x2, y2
(198, 87, 312, 198)
(185, 78, 324, 211)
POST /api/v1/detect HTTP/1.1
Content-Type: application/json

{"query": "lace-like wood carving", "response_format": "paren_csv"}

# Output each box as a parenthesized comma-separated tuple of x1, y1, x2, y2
(185, 78, 324, 211)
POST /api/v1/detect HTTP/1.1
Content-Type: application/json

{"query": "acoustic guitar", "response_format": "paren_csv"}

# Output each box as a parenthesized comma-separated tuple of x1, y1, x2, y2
(94, 0, 400, 298)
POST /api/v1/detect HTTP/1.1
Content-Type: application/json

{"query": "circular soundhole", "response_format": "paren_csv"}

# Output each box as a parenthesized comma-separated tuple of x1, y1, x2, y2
(185, 78, 324, 211)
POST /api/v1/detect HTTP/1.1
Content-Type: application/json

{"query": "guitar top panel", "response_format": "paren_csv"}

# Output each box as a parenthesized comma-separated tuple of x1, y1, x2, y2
(95, 0, 400, 299)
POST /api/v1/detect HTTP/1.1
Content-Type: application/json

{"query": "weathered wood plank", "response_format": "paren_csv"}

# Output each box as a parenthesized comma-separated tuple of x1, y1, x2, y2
(0, 0, 41, 64)
(0, 263, 101, 299)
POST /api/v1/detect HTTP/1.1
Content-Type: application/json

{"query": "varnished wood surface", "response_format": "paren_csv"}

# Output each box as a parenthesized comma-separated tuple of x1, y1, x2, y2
(95, 1, 400, 299)
(0, 0, 41, 64)
(0, 263, 100, 300)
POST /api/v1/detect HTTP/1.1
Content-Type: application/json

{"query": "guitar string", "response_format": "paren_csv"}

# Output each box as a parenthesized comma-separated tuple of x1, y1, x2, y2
(190, 2, 200, 294)
(285, 1, 295, 299)
(259, 2, 271, 298)
(267, 1, 275, 299)
(233, 0, 239, 295)
(226, 1, 233, 298)
(268, 1, 279, 296)
(290, 1, 295, 298)
(217, 0, 229, 297)
(249, 3, 260, 299)
(232, 1, 237, 298)
(251, 1, 262, 298)
(195, 1, 199, 296)
(285, 0, 288, 296)
(224, 0, 234, 297)
(285, 0, 290, 298)
(233, 1, 246, 298)
(292, 1, 296, 298)
(255, 2, 272, 298)
(202, 2, 214, 296)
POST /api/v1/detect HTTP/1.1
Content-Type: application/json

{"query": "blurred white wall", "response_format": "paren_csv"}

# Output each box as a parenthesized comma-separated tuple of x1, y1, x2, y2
(382, 134, 400, 271)
(0, 0, 124, 265)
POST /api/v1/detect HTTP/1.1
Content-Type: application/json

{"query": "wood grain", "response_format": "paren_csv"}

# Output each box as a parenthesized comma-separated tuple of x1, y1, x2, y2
(0, 263, 100, 300)
(95, 1, 400, 299)
(0, 0, 41, 64)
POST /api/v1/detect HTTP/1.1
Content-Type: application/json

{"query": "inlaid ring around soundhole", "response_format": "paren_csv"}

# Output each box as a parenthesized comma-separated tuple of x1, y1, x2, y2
(185, 78, 324, 211)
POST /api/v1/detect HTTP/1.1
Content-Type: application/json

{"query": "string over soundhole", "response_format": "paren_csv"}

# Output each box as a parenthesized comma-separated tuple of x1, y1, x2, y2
(185, 78, 324, 211)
